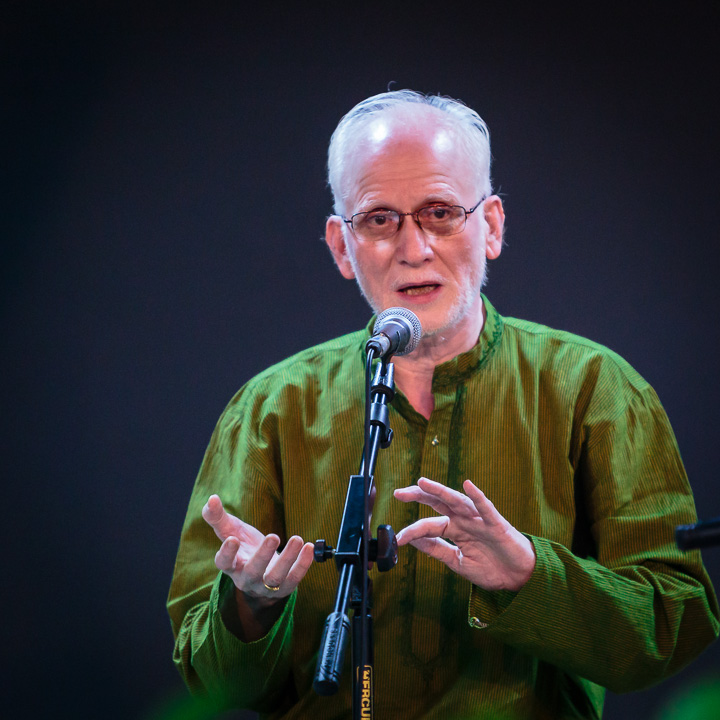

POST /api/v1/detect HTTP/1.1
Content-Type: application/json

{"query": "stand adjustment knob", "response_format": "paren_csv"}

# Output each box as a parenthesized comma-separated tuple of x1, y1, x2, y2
(380, 427, 394, 449)
(314, 539, 335, 563)
(369, 524, 398, 572)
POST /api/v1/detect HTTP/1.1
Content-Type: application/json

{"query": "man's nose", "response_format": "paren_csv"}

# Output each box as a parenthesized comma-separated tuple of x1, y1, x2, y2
(395, 215, 434, 265)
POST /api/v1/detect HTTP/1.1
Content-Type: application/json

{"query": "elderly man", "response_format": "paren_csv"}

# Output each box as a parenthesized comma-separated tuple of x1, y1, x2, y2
(168, 91, 719, 719)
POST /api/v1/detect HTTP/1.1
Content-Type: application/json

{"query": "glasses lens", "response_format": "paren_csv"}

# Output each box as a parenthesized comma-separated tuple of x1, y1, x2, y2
(417, 205, 465, 236)
(352, 210, 400, 240)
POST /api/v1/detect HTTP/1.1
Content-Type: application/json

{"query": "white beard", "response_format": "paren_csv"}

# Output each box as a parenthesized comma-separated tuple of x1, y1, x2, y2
(344, 232, 488, 339)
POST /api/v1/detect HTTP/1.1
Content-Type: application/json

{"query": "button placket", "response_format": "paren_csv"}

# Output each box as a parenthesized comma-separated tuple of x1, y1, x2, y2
(410, 386, 455, 662)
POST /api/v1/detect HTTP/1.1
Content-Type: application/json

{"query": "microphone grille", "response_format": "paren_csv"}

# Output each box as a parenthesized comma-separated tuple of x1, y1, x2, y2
(373, 307, 423, 356)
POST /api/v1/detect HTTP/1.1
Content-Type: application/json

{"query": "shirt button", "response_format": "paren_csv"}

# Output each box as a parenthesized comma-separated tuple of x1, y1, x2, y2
(469, 616, 488, 629)
(431, 436, 439, 446)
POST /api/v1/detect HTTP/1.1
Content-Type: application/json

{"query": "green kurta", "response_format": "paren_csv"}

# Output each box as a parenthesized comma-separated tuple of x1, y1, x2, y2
(168, 296, 719, 719)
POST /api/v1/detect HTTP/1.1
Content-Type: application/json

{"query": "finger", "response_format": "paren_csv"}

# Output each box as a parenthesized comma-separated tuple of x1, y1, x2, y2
(416, 477, 479, 518)
(284, 541, 315, 587)
(394, 485, 438, 502)
(214, 536, 241, 573)
(396, 516, 449, 546)
(463, 480, 504, 527)
(202, 494, 238, 540)
(394, 486, 453, 517)
(393, 485, 417, 500)
(202, 494, 226, 522)
(263, 536, 305, 587)
(203, 495, 265, 545)
(396, 479, 476, 519)
(242, 533, 282, 582)
(409, 536, 461, 571)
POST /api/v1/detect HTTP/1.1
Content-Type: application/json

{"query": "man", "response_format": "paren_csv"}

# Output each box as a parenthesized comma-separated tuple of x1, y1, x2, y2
(168, 90, 719, 719)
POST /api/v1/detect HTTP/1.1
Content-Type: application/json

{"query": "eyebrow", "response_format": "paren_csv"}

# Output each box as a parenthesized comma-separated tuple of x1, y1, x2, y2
(356, 196, 458, 214)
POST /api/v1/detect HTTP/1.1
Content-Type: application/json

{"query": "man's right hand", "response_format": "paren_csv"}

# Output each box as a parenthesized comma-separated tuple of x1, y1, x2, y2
(202, 494, 314, 640)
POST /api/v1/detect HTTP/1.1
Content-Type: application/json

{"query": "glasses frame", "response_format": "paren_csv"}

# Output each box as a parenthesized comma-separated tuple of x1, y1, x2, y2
(342, 196, 486, 241)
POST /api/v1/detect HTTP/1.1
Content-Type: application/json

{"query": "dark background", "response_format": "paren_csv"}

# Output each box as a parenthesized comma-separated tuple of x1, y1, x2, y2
(2, 2, 719, 718)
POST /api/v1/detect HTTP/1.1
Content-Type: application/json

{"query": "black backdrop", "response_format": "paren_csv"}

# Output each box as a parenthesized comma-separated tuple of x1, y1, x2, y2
(3, 2, 719, 718)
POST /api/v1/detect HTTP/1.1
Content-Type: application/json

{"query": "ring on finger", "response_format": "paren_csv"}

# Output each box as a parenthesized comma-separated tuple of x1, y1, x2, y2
(263, 580, 281, 592)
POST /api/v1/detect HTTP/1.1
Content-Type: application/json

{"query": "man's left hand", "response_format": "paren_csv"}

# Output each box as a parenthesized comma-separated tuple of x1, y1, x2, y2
(394, 477, 536, 592)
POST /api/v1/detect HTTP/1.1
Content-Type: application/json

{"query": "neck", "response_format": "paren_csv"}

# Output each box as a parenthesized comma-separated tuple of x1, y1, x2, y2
(391, 298, 485, 419)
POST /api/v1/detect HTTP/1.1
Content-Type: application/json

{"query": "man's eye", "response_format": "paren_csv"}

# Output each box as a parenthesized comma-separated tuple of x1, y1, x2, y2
(364, 212, 393, 226)
(428, 206, 450, 219)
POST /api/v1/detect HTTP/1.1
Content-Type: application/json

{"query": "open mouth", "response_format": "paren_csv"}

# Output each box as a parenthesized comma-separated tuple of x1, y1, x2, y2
(399, 283, 440, 297)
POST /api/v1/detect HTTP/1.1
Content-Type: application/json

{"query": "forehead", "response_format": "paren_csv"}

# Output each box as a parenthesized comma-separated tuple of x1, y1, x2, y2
(344, 110, 477, 207)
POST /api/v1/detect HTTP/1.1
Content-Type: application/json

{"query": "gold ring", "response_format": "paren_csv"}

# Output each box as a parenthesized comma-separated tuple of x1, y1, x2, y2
(263, 581, 281, 592)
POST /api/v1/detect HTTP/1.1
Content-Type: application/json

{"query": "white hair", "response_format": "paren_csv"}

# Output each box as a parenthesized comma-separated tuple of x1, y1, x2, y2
(327, 90, 493, 216)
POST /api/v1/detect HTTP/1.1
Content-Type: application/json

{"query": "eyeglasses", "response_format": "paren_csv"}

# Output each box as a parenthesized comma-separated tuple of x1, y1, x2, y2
(343, 197, 486, 242)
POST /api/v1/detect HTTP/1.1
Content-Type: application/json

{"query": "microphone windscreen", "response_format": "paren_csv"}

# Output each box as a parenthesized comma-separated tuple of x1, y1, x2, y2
(373, 307, 422, 356)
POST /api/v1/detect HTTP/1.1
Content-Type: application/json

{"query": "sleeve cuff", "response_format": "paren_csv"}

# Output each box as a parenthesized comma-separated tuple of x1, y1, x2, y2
(187, 573, 297, 707)
(467, 534, 546, 630)
(213, 571, 297, 648)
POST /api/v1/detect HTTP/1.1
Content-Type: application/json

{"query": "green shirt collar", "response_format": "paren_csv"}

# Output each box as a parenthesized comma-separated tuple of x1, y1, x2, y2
(363, 294, 504, 390)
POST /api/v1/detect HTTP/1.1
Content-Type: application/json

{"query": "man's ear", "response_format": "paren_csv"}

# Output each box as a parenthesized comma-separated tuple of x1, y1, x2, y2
(483, 196, 505, 260)
(325, 216, 356, 279)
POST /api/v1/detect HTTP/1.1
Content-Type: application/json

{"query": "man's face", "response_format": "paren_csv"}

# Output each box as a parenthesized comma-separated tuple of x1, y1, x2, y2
(326, 114, 504, 340)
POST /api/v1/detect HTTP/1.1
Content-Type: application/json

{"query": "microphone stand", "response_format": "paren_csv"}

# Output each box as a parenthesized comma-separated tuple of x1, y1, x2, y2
(676, 516, 720, 550)
(312, 355, 399, 719)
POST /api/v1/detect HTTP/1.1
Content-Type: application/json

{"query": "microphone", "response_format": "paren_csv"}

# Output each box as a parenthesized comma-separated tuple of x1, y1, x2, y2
(366, 307, 422, 359)
(676, 517, 720, 551)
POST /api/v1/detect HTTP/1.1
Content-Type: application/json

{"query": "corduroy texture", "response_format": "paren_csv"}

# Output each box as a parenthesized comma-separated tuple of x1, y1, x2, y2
(168, 296, 719, 719)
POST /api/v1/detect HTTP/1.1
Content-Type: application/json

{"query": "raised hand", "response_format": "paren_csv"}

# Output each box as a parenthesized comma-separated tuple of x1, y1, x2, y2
(394, 477, 535, 592)
(202, 494, 314, 604)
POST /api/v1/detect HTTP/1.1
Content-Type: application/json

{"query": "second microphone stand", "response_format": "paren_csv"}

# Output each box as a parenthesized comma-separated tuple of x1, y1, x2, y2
(312, 355, 399, 719)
